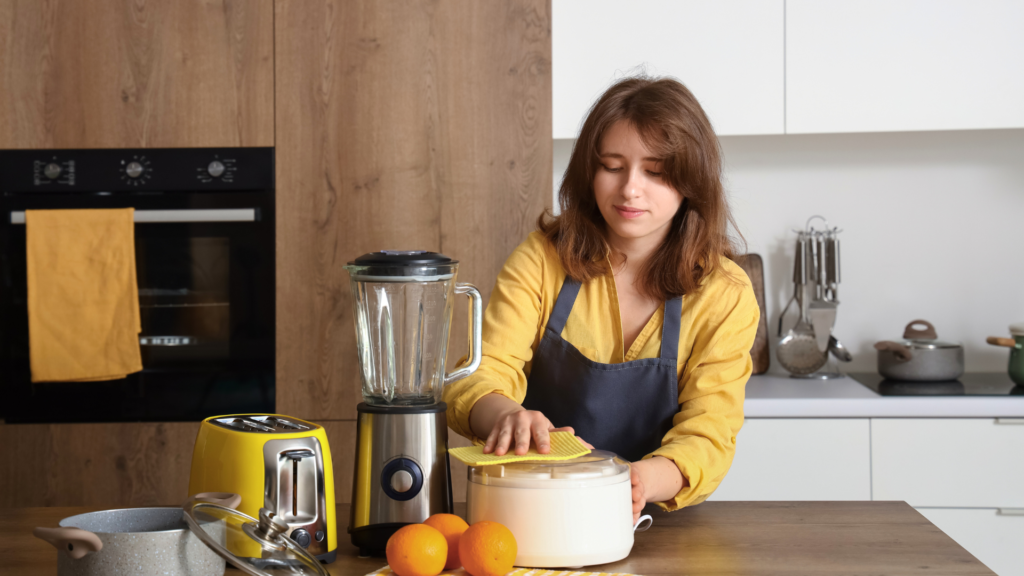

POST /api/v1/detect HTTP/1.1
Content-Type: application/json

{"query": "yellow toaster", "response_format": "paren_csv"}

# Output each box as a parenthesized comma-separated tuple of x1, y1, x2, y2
(188, 414, 337, 563)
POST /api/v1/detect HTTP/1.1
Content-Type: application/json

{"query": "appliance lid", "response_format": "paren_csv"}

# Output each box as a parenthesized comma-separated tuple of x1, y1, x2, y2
(182, 501, 328, 576)
(344, 250, 457, 280)
(467, 450, 630, 489)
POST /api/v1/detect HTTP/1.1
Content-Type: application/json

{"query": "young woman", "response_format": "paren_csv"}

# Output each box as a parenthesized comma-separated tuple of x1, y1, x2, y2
(443, 76, 759, 521)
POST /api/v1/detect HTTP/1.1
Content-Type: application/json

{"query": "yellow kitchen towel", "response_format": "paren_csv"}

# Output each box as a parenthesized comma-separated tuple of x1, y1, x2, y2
(26, 208, 143, 382)
(367, 567, 641, 576)
(448, 431, 590, 466)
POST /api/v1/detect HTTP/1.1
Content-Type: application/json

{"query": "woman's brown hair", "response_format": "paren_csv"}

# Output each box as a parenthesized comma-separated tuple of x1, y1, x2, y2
(539, 75, 740, 300)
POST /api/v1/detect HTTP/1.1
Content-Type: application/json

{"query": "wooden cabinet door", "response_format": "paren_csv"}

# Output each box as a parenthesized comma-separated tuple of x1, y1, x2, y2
(553, 0, 784, 138)
(274, 0, 552, 420)
(787, 0, 1024, 134)
(710, 418, 872, 501)
(0, 0, 273, 148)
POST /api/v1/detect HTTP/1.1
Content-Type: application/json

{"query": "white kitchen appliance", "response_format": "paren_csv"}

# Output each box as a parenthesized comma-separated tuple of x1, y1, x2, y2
(466, 450, 651, 568)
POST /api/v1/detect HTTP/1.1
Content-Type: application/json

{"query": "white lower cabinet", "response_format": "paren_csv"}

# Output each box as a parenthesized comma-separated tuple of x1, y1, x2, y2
(916, 508, 1024, 576)
(872, 419, 1024, 508)
(710, 418, 871, 501)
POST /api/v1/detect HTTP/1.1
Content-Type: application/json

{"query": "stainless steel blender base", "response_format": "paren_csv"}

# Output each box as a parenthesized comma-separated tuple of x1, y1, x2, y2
(349, 402, 454, 556)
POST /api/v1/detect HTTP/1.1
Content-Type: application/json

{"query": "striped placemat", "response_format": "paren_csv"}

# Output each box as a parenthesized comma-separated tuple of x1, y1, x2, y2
(365, 567, 640, 576)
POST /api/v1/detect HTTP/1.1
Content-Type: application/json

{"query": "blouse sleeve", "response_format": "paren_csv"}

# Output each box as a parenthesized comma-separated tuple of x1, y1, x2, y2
(442, 234, 549, 443)
(643, 267, 760, 511)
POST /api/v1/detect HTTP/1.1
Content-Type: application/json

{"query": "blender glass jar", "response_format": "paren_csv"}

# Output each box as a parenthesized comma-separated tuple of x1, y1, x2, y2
(344, 251, 481, 406)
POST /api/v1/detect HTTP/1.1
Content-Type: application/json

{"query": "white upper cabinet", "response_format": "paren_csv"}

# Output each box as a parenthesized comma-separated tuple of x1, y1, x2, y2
(553, 0, 785, 138)
(786, 0, 1024, 134)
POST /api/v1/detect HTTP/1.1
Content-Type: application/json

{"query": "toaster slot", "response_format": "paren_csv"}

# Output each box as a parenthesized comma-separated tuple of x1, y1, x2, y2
(275, 449, 318, 524)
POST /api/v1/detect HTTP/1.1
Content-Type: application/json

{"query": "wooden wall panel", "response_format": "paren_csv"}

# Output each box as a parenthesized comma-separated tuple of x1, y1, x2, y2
(0, 0, 274, 148)
(0, 422, 197, 507)
(275, 0, 552, 422)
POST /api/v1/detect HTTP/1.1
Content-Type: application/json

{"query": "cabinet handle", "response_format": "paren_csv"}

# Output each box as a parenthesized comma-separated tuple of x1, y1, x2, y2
(10, 208, 257, 224)
(997, 508, 1024, 516)
(994, 418, 1024, 425)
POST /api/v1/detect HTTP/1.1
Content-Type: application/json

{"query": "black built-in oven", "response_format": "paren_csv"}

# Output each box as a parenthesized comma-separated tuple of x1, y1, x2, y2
(0, 147, 275, 423)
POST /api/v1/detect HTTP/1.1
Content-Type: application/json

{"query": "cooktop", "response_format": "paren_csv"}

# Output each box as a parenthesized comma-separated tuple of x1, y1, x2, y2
(849, 372, 1024, 396)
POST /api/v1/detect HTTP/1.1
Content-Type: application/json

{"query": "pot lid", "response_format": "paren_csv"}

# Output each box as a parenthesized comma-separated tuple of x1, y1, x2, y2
(344, 250, 457, 280)
(182, 500, 328, 576)
(899, 319, 961, 349)
(1010, 323, 1024, 336)
(467, 450, 630, 489)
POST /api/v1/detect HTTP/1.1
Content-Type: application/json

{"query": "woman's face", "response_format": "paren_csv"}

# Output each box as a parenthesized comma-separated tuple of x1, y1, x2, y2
(593, 120, 684, 247)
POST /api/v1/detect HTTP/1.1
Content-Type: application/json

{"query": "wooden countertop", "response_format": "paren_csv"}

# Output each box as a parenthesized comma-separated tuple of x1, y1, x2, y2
(0, 502, 993, 575)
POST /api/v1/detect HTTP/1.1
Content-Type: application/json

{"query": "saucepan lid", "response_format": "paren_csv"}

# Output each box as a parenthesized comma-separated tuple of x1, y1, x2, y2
(467, 450, 630, 489)
(182, 499, 328, 576)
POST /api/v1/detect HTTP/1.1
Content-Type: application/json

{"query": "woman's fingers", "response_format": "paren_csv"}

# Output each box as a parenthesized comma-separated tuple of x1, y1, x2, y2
(549, 426, 575, 436)
(514, 420, 532, 455)
(630, 465, 645, 524)
(492, 425, 514, 456)
(532, 422, 551, 453)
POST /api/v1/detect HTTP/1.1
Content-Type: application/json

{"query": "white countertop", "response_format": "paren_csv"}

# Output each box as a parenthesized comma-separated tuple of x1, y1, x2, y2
(745, 374, 1024, 418)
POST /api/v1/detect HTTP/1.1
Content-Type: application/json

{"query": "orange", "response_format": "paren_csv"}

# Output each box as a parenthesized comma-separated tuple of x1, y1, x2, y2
(458, 521, 517, 576)
(423, 513, 470, 570)
(385, 524, 447, 576)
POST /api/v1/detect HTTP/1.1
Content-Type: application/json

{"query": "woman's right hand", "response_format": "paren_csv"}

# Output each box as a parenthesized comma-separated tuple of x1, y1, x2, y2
(483, 408, 568, 456)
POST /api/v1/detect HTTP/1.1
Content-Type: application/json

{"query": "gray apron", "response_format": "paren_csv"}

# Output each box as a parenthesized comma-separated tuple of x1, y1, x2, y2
(523, 276, 682, 462)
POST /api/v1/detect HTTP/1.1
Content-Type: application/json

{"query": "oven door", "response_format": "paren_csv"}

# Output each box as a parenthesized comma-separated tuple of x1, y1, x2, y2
(0, 191, 274, 423)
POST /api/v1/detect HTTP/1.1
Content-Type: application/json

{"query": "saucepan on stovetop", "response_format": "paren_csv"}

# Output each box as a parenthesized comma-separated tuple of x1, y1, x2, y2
(874, 320, 964, 381)
(986, 322, 1024, 386)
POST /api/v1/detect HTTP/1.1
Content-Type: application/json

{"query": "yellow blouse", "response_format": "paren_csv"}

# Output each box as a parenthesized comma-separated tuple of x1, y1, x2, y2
(443, 231, 759, 510)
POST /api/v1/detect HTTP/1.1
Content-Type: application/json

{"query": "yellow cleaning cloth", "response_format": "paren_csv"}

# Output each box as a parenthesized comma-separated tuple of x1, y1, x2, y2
(367, 567, 640, 576)
(26, 208, 143, 382)
(448, 431, 590, 466)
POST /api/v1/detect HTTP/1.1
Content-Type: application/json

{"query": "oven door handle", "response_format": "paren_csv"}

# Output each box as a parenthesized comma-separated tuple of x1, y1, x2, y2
(9, 208, 257, 224)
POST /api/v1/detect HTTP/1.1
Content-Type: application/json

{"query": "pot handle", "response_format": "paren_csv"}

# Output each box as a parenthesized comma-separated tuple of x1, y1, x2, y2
(903, 320, 938, 340)
(874, 341, 913, 362)
(33, 527, 102, 560)
(182, 492, 242, 510)
(633, 514, 653, 533)
(987, 336, 1020, 349)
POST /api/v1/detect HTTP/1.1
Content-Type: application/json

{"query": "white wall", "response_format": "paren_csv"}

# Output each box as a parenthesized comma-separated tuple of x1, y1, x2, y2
(554, 129, 1024, 373)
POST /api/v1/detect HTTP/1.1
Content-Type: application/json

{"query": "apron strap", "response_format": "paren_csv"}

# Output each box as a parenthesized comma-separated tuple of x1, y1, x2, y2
(660, 296, 682, 360)
(546, 276, 582, 336)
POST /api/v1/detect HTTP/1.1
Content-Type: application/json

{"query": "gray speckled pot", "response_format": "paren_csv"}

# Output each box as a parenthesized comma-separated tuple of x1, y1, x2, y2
(41, 507, 226, 576)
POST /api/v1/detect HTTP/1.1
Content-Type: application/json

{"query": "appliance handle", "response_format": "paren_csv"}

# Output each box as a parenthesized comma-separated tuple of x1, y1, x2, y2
(444, 283, 483, 386)
(10, 208, 257, 224)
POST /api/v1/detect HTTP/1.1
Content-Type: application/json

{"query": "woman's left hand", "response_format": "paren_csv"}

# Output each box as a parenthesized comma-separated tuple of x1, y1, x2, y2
(629, 463, 647, 525)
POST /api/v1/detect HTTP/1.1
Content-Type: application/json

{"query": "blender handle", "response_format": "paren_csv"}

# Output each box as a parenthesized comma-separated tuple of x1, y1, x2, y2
(445, 283, 483, 385)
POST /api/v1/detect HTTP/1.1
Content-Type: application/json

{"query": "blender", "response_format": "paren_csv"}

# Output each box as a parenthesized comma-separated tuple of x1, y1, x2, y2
(343, 251, 482, 556)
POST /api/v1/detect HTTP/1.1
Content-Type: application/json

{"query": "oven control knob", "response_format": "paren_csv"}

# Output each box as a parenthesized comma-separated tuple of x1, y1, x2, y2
(207, 160, 226, 178)
(290, 528, 311, 548)
(43, 163, 62, 180)
(126, 161, 144, 178)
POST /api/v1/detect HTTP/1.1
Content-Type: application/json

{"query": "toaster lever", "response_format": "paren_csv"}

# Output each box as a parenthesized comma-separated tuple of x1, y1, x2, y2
(282, 449, 315, 460)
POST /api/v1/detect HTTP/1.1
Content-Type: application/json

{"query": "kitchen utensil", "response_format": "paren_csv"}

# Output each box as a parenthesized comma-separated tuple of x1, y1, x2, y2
(986, 322, 1024, 386)
(828, 335, 853, 362)
(34, 493, 328, 576)
(344, 251, 477, 556)
(34, 493, 237, 576)
(874, 320, 964, 381)
(825, 234, 840, 302)
(188, 414, 337, 563)
(734, 254, 770, 374)
(777, 233, 828, 375)
(465, 450, 650, 568)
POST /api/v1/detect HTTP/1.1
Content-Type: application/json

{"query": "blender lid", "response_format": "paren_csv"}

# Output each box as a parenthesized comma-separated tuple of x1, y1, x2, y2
(345, 250, 458, 279)
(350, 250, 456, 266)
(182, 501, 329, 576)
(467, 450, 630, 489)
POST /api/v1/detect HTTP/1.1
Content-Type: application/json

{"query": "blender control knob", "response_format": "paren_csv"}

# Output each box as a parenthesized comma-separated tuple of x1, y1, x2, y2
(290, 528, 311, 548)
(207, 160, 226, 178)
(44, 163, 62, 179)
(126, 161, 144, 178)
(390, 470, 413, 493)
